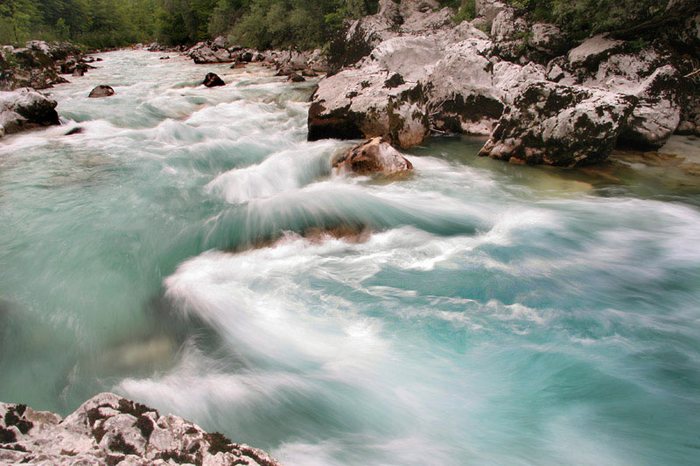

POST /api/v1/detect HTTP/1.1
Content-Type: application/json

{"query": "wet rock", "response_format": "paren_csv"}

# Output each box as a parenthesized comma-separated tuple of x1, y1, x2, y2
(288, 73, 305, 83)
(0, 88, 59, 137)
(203, 72, 225, 87)
(65, 127, 84, 136)
(333, 137, 413, 175)
(0, 393, 280, 466)
(479, 81, 636, 166)
(88, 85, 115, 98)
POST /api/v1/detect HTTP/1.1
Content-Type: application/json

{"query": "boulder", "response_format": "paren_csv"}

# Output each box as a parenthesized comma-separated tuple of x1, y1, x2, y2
(0, 393, 280, 466)
(567, 34, 625, 70)
(425, 45, 501, 134)
(0, 88, 59, 137)
(479, 81, 637, 166)
(309, 22, 550, 147)
(308, 66, 430, 148)
(563, 46, 685, 148)
(618, 65, 683, 148)
(203, 72, 225, 87)
(185, 41, 233, 64)
(475, 0, 508, 25)
(329, 0, 455, 70)
(490, 7, 528, 61)
(88, 85, 115, 98)
(288, 73, 306, 83)
(529, 23, 569, 58)
(333, 137, 413, 175)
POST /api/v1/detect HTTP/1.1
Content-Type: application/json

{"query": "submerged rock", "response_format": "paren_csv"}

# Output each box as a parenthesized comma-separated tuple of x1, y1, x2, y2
(0, 392, 280, 466)
(89, 85, 115, 98)
(203, 72, 225, 87)
(0, 88, 59, 137)
(479, 81, 636, 166)
(334, 137, 413, 175)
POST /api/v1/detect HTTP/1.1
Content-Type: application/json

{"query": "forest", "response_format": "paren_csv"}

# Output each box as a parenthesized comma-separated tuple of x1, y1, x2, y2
(0, 0, 676, 50)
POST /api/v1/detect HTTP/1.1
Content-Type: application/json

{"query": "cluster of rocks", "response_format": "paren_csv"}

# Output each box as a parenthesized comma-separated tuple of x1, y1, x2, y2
(0, 392, 280, 466)
(185, 37, 265, 66)
(309, 0, 700, 166)
(0, 40, 96, 91)
(180, 37, 329, 83)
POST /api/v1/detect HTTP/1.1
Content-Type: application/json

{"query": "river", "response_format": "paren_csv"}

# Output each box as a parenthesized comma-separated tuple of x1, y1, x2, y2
(1, 50, 699, 465)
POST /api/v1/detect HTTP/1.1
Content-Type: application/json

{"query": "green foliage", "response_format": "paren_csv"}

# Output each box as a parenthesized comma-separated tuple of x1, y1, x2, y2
(507, 0, 671, 39)
(453, 0, 476, 23)
(229, 0, 379, 50)
(0, 0, 158, 48)
(0, 0, 682, 50)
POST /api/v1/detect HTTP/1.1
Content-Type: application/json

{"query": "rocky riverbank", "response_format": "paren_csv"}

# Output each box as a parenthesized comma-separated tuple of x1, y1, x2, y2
(307, 0, 700, 166)
(0, 40, 99, 139)
(0, 393, 280, 466)
(1, 41, 96, 91)
(175, 38, 329, 82)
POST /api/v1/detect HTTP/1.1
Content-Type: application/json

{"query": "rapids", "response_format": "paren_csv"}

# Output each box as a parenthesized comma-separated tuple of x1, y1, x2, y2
(1, 50, 699, 465)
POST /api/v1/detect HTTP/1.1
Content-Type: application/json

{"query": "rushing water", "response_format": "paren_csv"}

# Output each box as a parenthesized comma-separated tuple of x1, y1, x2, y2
(1, 50, 700, 465)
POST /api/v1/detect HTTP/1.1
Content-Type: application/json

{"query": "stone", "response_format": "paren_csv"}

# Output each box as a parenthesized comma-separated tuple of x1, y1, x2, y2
(479, 81, 637, 166)
(475, 0, 509, 26)
(88, 85, 115, 98)
(0, 41, 86, 91)
(203, 72, 225, 87)
(288, 73, 306, 83)
(619, 65, 683, 148)
(529, 23, 569, 57)
(334, 137, 413, 175)
(490, 7, 528, 61)
(567, 34, 625, 69)
(0, 88, 59, 137)
(186, 42, 233, 64)
(0, 393, 280, 466)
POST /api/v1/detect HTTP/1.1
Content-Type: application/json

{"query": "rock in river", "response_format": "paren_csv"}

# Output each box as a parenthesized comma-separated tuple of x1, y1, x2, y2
(89, 85, 115, 98)
(334, 137, 413, 175)
(203, 72, 225, 87)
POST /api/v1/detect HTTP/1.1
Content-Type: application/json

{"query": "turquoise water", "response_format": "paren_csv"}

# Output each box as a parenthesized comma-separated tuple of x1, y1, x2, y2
(1, 50, 700, 465)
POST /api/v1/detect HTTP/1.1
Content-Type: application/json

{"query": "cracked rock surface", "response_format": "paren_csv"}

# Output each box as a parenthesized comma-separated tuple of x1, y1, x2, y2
(0, 393, 280, 466)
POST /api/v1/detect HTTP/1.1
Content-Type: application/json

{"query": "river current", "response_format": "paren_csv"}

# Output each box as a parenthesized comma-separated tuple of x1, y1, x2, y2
(1, 50, 700, 465)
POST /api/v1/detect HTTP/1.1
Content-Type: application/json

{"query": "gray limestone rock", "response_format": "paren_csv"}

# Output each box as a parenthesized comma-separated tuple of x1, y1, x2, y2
(0, 88, 59, 137)
(334, 137, 414, 175)
(0, 393, 280, 466)
(479, 81, 636, 166)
